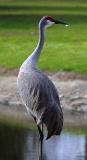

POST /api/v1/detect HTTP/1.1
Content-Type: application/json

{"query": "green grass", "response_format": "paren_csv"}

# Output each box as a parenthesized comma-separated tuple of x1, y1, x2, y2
(0, 0, 87, 73)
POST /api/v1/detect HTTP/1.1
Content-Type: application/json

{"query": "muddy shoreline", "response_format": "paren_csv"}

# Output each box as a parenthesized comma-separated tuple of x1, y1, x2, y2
(0, 75, 87, 112)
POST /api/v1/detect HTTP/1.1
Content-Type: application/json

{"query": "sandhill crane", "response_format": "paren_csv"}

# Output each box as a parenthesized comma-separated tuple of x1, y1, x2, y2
(17, 16, 68, 159)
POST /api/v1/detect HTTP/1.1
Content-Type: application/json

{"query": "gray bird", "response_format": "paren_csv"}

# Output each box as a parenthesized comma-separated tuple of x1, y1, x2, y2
(17, 16, 68, 140)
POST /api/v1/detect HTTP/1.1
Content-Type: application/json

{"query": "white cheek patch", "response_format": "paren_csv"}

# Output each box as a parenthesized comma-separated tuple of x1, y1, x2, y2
(46, 20, 55, 27)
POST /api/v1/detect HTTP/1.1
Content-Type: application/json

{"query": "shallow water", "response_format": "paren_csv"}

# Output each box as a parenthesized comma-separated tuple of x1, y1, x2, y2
(0, 123, 87, 160)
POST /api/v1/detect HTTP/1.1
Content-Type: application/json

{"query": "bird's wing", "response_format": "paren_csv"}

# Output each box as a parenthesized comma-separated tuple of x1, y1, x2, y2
(18, 70, 63, 138)
(28, 70, 61, 109)
(35, 71, 63, 139)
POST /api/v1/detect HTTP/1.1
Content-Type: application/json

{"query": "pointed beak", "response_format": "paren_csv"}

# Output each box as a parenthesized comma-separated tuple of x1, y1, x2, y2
(54, 19, 69, 26)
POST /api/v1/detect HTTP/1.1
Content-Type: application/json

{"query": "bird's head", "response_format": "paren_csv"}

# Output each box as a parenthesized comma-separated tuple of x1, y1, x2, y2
(39, 16, 69, 28)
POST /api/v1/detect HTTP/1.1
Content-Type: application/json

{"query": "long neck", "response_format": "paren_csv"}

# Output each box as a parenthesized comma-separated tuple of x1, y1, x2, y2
(29, 25, 45, 65)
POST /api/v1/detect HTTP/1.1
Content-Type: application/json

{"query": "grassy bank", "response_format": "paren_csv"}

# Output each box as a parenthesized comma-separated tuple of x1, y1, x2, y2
(0, 0, 87, 73)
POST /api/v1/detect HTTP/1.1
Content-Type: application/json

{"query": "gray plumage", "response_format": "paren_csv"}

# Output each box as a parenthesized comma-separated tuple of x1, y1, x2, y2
(17, 16, 67, 139)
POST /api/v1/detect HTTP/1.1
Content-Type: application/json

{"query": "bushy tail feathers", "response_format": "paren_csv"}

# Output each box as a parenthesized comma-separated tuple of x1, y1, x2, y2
(43, 107, 63, 140)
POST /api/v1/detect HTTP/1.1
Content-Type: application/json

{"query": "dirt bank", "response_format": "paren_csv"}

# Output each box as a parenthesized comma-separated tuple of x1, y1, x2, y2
(0, 75, 87, 114)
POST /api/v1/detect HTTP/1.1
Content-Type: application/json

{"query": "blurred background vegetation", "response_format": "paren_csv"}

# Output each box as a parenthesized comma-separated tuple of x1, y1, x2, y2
(0, 0, 87, 73)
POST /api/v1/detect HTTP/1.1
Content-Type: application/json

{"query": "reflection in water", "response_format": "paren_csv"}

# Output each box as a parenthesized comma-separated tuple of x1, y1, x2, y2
(0, 123, 27, 160)
(0, 123, 87, 160)
(44, 133, 85, 160)
(24, 131, 39, 160)
(25, 131, 86, 160)
(85, 138, 87, 160)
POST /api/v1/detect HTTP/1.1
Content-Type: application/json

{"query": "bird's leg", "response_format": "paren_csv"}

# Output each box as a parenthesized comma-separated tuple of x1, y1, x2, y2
(33, 117, 44, 141)
(37, 124, 44, 141)
(33, 117, 43, 160)
(39, 122, 43, 160)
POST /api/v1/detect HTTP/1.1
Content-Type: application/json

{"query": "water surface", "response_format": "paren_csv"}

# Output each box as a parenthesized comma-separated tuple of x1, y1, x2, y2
(0, 122, 87, 160)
